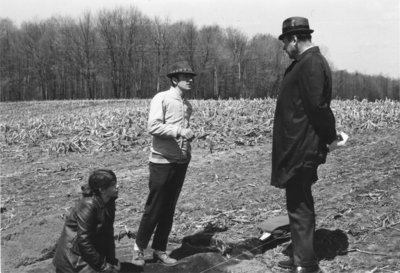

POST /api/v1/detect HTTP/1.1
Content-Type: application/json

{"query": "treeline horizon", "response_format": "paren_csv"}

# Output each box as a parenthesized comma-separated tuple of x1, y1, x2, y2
(1, 6, 399, 102)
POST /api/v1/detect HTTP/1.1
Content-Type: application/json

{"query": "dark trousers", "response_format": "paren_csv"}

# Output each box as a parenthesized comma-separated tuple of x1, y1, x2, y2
(136, 162, 189, 251)
(286, 167, 319, 267)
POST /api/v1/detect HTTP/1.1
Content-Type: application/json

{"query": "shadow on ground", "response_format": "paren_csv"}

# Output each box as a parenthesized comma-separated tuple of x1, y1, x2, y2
(117, 224, 291, 273)
(23, 228, 348, 273)
(282, 228, 349, 261)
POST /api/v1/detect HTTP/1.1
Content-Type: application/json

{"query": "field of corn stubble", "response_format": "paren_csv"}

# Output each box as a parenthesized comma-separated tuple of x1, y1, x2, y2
(1, 99, 400, 273)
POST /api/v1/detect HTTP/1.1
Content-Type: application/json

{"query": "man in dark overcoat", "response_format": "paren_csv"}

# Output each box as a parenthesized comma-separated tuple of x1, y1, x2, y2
(271, 17, 343, 273)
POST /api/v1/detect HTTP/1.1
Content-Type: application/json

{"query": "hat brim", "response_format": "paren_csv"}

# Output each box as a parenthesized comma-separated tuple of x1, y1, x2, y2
(278, 29, 314, 40)
(166, 71, 197, 78)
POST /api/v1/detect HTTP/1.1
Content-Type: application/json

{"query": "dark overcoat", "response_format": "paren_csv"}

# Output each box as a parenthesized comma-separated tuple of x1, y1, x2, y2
(271, 46, 337, 188)
(53, 195, 117, 273)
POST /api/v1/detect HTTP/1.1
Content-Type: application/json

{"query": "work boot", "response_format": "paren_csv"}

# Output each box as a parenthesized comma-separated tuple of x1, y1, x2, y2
(278, 258, 294, 269)
(153, 250, 177, 265)
(131, 249, 145, 267)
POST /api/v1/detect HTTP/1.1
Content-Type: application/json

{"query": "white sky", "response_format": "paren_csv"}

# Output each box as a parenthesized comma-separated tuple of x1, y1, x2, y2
(1, 0, 399, 78)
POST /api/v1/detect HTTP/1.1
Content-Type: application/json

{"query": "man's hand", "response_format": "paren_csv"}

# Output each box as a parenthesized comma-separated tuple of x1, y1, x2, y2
(180, 128, 195, 141)
(328, 131, 349, 151)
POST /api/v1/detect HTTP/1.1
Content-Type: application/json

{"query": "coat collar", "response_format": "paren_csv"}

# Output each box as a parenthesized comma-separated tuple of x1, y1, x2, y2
(295, 46, 320, 62)
(93, 194, 106, 208)
(168, 86, 185, 100)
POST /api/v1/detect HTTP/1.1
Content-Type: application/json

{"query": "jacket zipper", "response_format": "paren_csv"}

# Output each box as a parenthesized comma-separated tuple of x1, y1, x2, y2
(180, 98, 185, 160)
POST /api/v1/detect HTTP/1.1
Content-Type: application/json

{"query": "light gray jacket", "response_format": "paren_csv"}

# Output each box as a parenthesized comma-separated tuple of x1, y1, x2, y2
(148, 87, 192, 163)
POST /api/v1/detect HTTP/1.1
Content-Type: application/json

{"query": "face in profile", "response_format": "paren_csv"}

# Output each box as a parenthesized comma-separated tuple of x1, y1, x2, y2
(174, 74, 195, 91)
(282, 36, 297, 59)
(101, 179, 118, 201)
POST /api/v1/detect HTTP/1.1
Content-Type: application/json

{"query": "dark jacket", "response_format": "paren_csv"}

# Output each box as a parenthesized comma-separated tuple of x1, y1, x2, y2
(53, 195, 117, 273)
(271, 46, 337, 188)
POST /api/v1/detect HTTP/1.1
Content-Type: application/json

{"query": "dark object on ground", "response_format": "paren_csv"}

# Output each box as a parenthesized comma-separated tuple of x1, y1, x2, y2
(282, 228, 349, 261)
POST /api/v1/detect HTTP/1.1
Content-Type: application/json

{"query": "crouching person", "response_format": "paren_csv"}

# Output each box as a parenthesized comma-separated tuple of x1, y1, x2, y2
(53, 169, 121, 273)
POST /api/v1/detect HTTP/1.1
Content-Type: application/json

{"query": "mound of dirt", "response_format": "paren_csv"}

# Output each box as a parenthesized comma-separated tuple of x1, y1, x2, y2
(22, 251, 269, 273)
(1, 214, 64, 272)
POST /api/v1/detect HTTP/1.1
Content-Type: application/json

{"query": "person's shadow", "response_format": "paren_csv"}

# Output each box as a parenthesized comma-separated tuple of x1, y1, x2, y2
(169, 221, 291, 260)
(119, 262, 144, 272)
(118, 227, 349, 272)
(169, 227, 349, 262)
(282, 228, 349, 261)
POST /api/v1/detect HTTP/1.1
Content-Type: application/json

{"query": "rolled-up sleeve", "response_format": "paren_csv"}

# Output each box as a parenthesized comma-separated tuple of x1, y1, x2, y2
(148, 93, 181, 138)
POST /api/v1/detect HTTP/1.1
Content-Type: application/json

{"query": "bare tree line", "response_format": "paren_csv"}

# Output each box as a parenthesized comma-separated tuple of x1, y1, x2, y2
(0, 7, 399, 101)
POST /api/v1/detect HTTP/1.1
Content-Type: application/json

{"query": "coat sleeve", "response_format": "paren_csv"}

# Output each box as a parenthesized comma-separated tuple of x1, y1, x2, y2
(75, 201, 106, 271)
(104, 202, 118, 265)
(298, 55, 337, 145)
(148, 93, 182, 138)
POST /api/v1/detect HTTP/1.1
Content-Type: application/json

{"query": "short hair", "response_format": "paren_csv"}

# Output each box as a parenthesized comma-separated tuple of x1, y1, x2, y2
(169, 73, 194, 87)
(292, 33, 312, 42)
(82, 169, 116, 196)
(283, 33, 312, 43)
(169, 75, 179, 87)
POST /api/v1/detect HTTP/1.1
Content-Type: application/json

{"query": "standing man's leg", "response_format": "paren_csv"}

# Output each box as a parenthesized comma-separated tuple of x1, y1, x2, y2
(132, 163, 175, 266)
(152, 162, 188, 251)
(286, 167, 319, 268)
(135, 163, 176, 250)
(133, 162, 189, 266)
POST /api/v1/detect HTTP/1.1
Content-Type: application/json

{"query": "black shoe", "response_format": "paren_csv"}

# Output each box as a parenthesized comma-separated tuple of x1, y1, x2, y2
(278, 258, 294, 269)
(290, 265, 322, 273)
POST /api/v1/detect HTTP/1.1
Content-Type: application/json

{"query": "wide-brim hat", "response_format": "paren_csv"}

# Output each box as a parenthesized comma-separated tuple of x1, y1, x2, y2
(166, 61, 196, 78)
(278, 16, 314, 40)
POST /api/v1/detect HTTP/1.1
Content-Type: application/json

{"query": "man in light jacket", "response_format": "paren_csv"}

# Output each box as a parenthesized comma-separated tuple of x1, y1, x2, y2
(131, 61, 196, 266)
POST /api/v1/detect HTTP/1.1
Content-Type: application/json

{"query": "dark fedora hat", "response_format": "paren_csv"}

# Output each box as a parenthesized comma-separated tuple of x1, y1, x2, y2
(278, 16, 314, 40)
(166, 61, 196, 78)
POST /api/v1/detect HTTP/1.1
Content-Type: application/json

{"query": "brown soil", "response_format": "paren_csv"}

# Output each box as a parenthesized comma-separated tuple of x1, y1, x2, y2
(1, 128, 399, 273)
